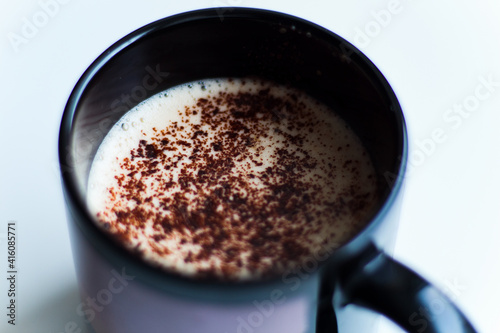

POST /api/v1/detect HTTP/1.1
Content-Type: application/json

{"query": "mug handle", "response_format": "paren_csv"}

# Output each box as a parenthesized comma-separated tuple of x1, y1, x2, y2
(338, 247, 477, 332)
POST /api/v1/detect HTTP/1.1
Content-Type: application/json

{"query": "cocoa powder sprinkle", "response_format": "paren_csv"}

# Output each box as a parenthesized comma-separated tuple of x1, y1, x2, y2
(91, 79, 380, 281)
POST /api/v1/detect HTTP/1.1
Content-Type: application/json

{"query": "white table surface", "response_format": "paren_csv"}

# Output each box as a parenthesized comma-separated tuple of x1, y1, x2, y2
(1, 0, 499, 332)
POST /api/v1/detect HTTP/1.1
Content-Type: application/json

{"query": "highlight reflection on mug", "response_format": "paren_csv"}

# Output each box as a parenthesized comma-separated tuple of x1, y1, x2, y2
(409, 279, 468, 333)
(213, 0, 245, 21)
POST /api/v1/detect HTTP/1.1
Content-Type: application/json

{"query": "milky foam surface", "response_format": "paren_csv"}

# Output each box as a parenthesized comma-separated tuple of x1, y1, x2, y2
(87, 78, 379, 280)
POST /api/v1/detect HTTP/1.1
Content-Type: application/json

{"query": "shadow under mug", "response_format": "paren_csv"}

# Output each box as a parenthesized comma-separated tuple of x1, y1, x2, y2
(58, 7, 476, 333)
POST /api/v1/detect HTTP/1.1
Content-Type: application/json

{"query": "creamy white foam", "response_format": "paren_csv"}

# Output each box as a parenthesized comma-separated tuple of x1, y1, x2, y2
(87, 78, 379, 280)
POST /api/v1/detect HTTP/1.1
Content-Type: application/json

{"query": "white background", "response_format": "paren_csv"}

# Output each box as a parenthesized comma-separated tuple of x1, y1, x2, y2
(1, 0, 499, 332)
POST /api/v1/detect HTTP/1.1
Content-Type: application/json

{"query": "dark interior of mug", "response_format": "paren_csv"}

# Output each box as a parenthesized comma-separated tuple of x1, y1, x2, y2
(62, 8, 405, 282)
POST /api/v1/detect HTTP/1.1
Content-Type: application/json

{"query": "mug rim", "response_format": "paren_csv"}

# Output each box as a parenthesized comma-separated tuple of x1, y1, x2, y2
(59, 7, 408, 301)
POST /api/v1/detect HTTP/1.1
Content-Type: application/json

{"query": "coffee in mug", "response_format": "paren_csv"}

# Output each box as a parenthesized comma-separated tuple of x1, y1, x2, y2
(87, 77, 380, 281)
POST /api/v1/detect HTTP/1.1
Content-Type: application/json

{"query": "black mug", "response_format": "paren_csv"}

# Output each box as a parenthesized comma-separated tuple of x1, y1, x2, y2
(58, 7, 476, 333)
